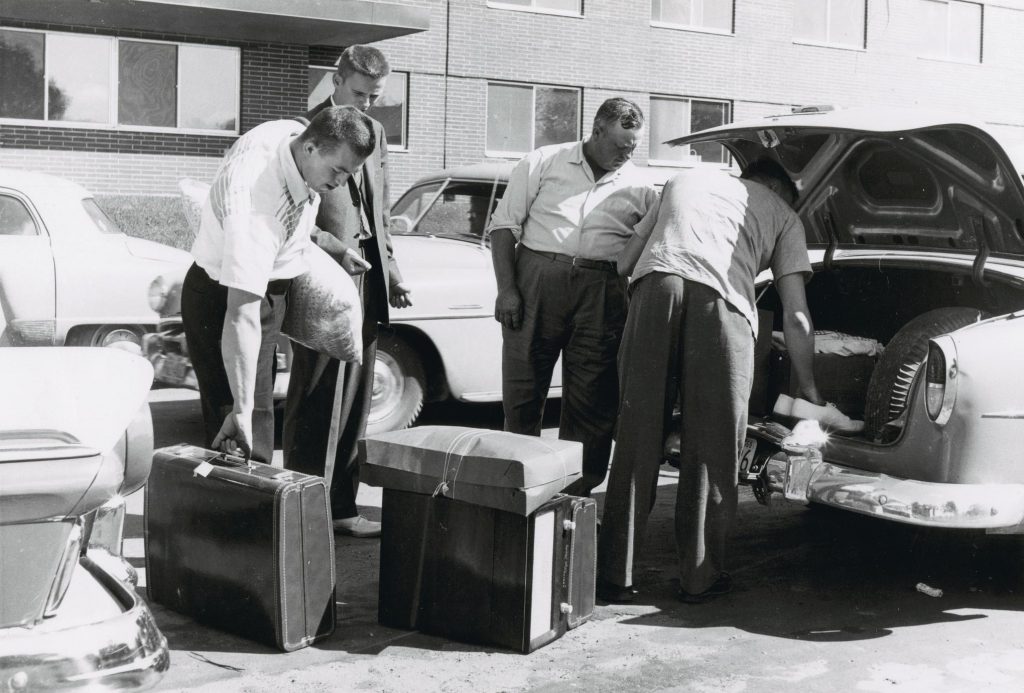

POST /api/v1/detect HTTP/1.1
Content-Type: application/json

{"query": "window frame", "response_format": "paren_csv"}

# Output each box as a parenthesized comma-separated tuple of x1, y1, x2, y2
(792, 0, 868, 51)
(647, 94, 732, 167)
(0, 26, 240, 135)
(917, 0, 984, 64)
(650, 0, 735, 36)
(484, 80, 582, 159)
(486, 0, 583, 19)
(307, 65, 410, 152)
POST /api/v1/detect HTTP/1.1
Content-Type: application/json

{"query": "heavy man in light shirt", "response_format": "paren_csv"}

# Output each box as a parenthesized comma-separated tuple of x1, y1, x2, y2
(182, 106, 376, 463)
(487, 98, 659, 496)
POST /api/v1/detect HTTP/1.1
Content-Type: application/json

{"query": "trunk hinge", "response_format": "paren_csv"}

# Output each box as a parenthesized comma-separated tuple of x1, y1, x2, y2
(971, 216, 990, 287)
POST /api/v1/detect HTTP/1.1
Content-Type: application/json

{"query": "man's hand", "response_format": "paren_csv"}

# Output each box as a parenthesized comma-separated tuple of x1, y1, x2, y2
(389, 282, 413, 309)
(494, 288, 523, 330)
(212, 411, 253, 459)
(340, 247, 372, 276)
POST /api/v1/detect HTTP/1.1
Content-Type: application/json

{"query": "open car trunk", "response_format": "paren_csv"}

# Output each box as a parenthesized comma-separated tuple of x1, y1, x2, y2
(753, 258, 1024, 442)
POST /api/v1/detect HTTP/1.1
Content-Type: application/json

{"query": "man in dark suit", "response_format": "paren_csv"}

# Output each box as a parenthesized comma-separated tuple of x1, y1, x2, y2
(283, 45, 412, 538)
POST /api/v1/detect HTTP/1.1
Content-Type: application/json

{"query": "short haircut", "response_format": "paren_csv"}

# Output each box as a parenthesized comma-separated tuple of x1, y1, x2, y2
(303, 105, 376, 160)
(593, 98, 645, 134)
(337, 45, 390, 80)
(741, 157, 798, 204)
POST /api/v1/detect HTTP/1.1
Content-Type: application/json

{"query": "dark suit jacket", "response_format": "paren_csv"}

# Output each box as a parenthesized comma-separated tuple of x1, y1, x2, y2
(306, 98, 402, 324)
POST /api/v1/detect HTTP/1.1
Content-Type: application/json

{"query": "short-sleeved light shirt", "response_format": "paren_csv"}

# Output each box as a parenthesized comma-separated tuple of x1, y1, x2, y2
(191, 119, 318, 297)
(486, 141, 658, 262)
(632, 170, 811, 337)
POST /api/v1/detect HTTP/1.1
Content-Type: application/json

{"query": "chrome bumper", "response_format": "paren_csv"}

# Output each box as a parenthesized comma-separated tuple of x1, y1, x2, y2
(0, 553, 169, 692)
(763, 457, 1024, 529)
(142, 328, 197, 390)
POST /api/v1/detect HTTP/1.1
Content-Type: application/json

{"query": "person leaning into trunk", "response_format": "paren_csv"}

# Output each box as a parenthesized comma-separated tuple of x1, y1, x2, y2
(282, 45, 412, 539)
(597, 158, 861, 604)
(486, 97, 659, 497)
(182, 106, 376, 464)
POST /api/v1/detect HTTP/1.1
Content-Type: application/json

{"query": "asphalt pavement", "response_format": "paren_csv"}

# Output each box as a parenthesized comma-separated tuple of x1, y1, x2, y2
(135, 389, 1024, 693)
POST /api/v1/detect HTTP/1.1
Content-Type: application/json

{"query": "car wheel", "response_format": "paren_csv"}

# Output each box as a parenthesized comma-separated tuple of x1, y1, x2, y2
(367, 334, 425, 435)
(68, 325, 144, 355)
(862, 307, 987, 440)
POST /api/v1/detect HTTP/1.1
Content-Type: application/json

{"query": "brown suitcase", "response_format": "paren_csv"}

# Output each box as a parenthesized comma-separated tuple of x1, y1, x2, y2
(378, 489, 596, 653)
(145, 444, 335, 651)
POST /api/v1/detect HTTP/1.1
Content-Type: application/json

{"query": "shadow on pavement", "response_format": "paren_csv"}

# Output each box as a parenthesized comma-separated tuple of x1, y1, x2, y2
(614, 479, 1024, 641)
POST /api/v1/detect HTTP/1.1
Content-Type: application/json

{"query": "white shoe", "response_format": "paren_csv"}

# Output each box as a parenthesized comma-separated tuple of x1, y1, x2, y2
(791, 398, 864, 434)
(333, 515, 381, 538)
(773, 394, 795, 417)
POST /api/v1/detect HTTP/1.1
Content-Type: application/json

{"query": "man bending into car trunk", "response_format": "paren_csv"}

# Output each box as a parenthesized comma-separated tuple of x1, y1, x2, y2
(597, 158, 861, 604)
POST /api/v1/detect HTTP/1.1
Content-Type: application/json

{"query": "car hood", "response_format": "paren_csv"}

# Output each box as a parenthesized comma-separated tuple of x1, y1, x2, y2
(668, 107, 1024, 260)
(123, 236, 193, 265)
(0, 348, 154, 459)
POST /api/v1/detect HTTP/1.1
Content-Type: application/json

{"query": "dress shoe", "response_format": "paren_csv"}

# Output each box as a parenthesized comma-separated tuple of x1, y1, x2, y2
(678, 573, 733, 604)
(596, 579, 638, 604)
(333, 515, 381, 538)
(791, 398, 864, 433)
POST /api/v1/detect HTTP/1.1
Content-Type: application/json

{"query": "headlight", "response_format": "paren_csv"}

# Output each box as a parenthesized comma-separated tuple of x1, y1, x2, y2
(925, 336, 957, 425)
(148, 275, 170, 312)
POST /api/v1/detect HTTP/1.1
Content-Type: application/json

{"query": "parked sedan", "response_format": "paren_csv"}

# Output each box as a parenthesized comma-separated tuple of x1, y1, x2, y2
(145, 162, 678, 433)
(0, 170, 191, 351)
(0, 347, 169, 690)
(665, 106, 1024, 532)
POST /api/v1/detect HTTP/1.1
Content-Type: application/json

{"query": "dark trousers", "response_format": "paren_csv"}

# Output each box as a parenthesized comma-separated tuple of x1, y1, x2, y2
(598, 274, 753, 593)
(282, 258, 380, 520)
(502, 246, 627, 496)
(180, 262, 287, 464)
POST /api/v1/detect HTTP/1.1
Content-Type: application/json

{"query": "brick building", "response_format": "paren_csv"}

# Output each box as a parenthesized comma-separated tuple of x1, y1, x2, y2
(5, 0, 1024, 198)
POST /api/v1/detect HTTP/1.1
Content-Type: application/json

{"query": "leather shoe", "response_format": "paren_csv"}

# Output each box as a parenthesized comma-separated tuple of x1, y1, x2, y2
(678, 573, 732, 604)
(596, 579, 638, 604)
(333, 515, 381, 538)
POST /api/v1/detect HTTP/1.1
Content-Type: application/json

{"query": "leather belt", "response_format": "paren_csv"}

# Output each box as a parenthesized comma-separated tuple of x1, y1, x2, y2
(522, 245, 616, 273)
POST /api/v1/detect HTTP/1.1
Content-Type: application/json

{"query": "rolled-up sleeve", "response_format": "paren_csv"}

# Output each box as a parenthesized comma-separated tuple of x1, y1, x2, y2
(485, 152, 540, 242)
(631, 192, 662, 242)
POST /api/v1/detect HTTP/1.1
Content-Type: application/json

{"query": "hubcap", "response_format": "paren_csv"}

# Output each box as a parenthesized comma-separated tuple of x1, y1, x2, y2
(370, 351, 403, 424)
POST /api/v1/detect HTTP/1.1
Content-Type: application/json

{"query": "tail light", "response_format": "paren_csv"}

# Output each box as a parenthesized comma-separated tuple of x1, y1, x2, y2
(44, 522, 83, 617)
(925, 337, 957, 425)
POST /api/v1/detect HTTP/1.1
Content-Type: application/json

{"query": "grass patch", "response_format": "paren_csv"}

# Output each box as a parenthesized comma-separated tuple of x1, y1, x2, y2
(95, 195, 195, 251)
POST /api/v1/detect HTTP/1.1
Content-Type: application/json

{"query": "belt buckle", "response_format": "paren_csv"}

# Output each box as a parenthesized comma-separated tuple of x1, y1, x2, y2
(571, 255, 578, 266)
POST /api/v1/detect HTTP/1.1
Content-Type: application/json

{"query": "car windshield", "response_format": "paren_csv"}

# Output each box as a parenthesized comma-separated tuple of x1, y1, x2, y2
(81, 198, 123, 235)
(391, 179, 504, 243)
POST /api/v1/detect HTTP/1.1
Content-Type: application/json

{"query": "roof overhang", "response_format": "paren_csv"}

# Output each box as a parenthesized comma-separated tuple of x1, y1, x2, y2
(1, 0, 429, 46)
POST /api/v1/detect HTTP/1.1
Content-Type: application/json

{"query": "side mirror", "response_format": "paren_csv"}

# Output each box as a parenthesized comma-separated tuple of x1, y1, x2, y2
(390, 215, 413, 234)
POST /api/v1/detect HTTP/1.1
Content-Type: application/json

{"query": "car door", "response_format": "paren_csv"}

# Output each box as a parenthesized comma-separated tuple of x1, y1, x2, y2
(0, 191, 56, 346)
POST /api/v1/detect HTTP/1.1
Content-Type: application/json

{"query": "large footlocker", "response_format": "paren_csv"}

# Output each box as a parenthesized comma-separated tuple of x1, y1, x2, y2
(360, 426, 593, 652)
(145, 444, 335, 651)
(377, 489, 596, 653)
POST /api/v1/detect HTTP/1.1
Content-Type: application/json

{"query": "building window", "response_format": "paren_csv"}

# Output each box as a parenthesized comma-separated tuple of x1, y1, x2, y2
(0, 28, 238, 132)
(486, 82, 580, 156)
(488, 0, 581, 18)
(308, 67, 408, 150)
(651, 0, 733, 33)
(794, 0, 866, 48)
(649, 96, 731, 164)
(918, 0, 982, 63)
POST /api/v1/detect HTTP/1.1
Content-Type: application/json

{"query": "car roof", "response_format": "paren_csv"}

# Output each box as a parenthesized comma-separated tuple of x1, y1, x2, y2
(408, 160, 694, 189)
(0, 168, 91, 201)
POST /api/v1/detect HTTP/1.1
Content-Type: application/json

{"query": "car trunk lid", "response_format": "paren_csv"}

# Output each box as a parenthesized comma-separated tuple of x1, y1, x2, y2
(668, 107, 1024, 265)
